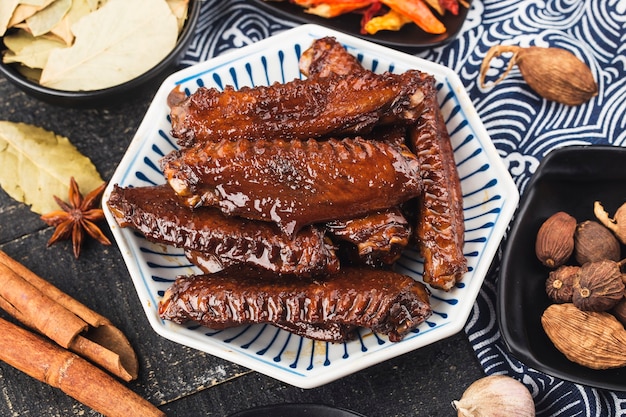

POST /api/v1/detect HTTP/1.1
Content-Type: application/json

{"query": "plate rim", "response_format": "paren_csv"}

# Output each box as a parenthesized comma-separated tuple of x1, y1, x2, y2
(104, 23, 519, 389)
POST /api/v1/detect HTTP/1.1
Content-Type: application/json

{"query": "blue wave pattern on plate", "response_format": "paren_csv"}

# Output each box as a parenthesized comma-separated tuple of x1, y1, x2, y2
(104, 25, 518, 389)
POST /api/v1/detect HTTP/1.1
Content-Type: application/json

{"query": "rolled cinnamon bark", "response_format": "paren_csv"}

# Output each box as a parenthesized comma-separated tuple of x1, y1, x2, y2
(0, 261, 87, 347)
(0, 317, 165, 417)
(0, 250, 106, 326)
(0, 250, 138, 381)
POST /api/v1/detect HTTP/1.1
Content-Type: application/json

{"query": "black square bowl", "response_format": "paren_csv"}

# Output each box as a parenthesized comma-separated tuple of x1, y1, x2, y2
(498, 145, 626, 392)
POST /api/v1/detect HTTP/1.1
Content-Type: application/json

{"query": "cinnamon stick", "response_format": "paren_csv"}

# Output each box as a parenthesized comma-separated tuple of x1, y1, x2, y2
(0, 250, 106, 326)
(0, 250, 138, 381)
(0, 261, 87, 347)
(0, 317, 165, 417)
(70, 333, 137, 382)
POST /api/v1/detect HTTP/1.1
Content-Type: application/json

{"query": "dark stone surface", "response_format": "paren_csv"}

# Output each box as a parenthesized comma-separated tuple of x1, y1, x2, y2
(0, 69, 484, 417)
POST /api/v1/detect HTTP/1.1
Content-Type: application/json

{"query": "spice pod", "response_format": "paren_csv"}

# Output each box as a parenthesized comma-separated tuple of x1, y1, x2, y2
(480, 45, 598, 106)
(541, 303, 626, 370)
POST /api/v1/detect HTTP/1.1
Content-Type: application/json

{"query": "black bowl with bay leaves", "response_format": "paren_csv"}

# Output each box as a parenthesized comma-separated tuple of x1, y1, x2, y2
(0, 0, 200, 107)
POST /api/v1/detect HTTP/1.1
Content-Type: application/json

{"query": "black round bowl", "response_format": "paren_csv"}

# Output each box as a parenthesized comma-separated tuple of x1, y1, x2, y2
(0, 0, 201, 107)
(228, 403, 367, 417)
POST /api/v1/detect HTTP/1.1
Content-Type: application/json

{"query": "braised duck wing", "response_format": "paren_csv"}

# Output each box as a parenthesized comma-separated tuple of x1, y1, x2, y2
(326, 207, 411, 267)
(158, 267, 432, 343)
(106, 184, 339, 277)
(299, 36, 365, 78)
(168, 70, 426, 147)
(161, 137, 423, 236)
(408, 79, 468, 290)
(301, 36, 468, 290)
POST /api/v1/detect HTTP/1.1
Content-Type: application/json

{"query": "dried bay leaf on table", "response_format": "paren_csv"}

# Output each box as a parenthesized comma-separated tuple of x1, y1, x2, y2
(40, 0, 178, 91)
(0, 121, 104, 215)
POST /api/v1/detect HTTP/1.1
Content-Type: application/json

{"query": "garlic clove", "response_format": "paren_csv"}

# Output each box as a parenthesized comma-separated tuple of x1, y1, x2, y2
(452, 375, 535, 417)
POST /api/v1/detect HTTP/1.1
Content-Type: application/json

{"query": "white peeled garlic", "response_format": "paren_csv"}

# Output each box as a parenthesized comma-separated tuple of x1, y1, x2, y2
(451, 375, 535, 417)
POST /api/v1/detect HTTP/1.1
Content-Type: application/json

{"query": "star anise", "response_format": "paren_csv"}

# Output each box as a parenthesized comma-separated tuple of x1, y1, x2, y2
(41, 177, 111, 259)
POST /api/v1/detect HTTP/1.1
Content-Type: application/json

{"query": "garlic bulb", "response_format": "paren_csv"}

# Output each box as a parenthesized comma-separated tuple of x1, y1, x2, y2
(452, 375, 535, 417)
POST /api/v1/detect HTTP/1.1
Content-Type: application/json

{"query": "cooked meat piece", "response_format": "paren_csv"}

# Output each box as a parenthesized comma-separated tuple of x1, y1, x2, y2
(106, 184, 339, 277)
(302, 37, 467, 290)
(299, 36, 364, 77)
(327, 207, 410, 267)
(158, 267, 432, 343)
(408, 79, 468, 290)
(362, 124, 408, 147)
(161, 137, 423, 236)
(168, 70, 426, 147)
(184, 250, 228, 274)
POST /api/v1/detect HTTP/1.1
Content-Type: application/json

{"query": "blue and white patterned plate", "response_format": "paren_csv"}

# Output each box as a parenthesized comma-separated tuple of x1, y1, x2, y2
(103, 24, 519, 389)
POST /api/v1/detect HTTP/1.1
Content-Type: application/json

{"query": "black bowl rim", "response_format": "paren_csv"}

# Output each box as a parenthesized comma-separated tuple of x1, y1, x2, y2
(0, 0, 201, 105)
(498, 144, 626, 392)
(228, 403, 367, 417)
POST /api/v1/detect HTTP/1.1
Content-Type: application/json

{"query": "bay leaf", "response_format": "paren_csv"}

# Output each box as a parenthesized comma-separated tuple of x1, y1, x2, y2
(19, 0, 51, 6)
(167, 0, 189, 33)
(39, 0, 178, 91)
(8, 0, 57, 28)
(86, 0, 107, 12)
(0, 0, 20, 36)
(16, 65, 42, 83)
(26, 0, 71, 37)
(0, 121, 104, 215)
(49, 0, 93, 45)
(2, 28, 35, 52)
(2, 29, 67, 69)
